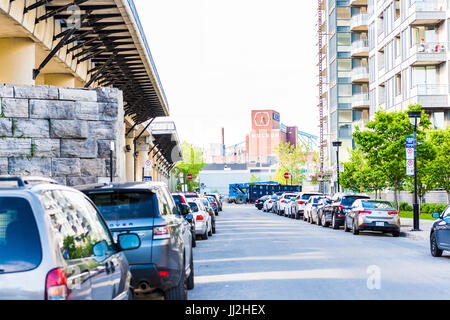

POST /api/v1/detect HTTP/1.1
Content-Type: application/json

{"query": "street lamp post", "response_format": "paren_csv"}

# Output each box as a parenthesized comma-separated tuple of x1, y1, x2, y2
(332, 141, 342, 193)
(408, 110, 422, 231)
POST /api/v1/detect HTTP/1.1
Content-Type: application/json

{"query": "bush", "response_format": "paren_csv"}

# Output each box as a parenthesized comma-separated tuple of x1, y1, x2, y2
(421, 203, 447, 214)
(399, 202, 413, 211)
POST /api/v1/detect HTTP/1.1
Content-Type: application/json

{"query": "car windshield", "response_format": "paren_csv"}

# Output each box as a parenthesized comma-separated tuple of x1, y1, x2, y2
(172, 195, 183, 206)
(361, 201, 394, 210)
(302, 194, 319, 200)
(0, 197, 42, 273)
(313, 197, 325, 204)
(341, 196, 369, 207)
(87, 192, 156, 221)
(188, 202, 199, 212)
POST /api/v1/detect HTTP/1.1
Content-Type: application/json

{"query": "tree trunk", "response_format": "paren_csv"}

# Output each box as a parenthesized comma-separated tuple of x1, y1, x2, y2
(393, 185, 399, 212)
(447, 190, 450, 204)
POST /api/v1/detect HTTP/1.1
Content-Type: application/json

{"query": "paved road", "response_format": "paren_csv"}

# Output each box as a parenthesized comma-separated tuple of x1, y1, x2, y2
(189, 204, 450, 300)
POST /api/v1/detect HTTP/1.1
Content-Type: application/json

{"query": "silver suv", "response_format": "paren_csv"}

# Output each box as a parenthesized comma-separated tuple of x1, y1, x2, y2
(78, 181, 194, 300)
(0, 177, 140, 300)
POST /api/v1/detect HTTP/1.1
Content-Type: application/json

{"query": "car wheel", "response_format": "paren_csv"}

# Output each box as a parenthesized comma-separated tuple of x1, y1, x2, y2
(212, 221, 216, 234)
(192, 232, 197, 248)
(392, 230, 400, 237)
(332, 214, 339, 230)
(165, 261, 187, 300)
(186, 252, 195, 290)
(430, 232, 443, 257)
(201, 228, 208, 240)
(128, 288, 134, 300)
(344, 218, 350, 232)
(322, 214, 329, 227)
(208, 223, 213, 236)
(352, 221, 359, 235)
(317, 214, 321, 226)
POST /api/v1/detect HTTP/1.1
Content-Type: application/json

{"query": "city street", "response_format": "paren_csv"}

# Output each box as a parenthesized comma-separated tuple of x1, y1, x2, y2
(190, 204, 450, 300)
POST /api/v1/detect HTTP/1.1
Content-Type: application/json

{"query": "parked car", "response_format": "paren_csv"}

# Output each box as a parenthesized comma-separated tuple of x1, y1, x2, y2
(255, 195, 270, 210)
(321, 193, 370, 229)
(344, 199, 401, 237)
(430, 205, 450, 257)
(0, 176, 140, 300)
(289, 192, 323, 219)
(200, 197, 216, 234)
(276, 193, 299, 216)
(172, 193, 196, 248)
(79, 181, 193, 300)
(205, 195, 219, 216)
(304, 196, 329, 224)
(316, 198, 333, 226)
(188, 199, 213, 240)
(184, 193, 199, 200)
(263, 195, 278, 212)
(206, 193, 223, 212)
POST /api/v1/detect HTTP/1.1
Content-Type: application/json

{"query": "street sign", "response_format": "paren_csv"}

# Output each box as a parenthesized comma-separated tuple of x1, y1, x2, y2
(406, 147, 414, 160)
(284, 172, 291, 180)
(406, 136, 416, 148)
(187, 174, 193, 181)
(406, 159, 414, 176)
(339, 164, 345, 173)
(144, 160, 153, 169)
(143, 176, 152, 182)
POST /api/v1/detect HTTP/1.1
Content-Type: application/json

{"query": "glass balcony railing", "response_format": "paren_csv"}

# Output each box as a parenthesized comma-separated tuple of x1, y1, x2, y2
(411, 84, 448, 95)
(352, 93, 370, 108)
(413, 42, 447, 54)
(411, 0, 445, 11)
(351, 67, 369, 82)
(351, 39, 369, 55)
(350, 13, 368, 29)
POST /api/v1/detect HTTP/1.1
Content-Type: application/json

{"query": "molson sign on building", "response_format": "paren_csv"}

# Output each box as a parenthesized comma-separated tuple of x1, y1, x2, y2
(248, 110, 284, 164)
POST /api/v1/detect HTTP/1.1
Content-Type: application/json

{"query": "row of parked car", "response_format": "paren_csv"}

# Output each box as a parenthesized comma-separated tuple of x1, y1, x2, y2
(256, 191, 450, 257)
(0, 176, 223, 300)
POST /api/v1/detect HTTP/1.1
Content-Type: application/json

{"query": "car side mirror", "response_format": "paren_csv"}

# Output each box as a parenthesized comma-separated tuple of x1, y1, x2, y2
(432, 212, 441, 219)
(118, 233, 141, 251)
(185, 214, 193, 222)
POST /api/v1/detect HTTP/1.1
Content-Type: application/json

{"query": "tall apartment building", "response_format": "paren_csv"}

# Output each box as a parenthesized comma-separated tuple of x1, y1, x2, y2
(323, 0, 450, 191)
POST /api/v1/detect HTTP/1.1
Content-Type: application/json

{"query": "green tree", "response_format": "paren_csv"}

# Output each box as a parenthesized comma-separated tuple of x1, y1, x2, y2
(353, 104, 431, 210)
(273, 142, 309, 185)
(175, 142, 205, 192)
(249, 174, 261, 183)
(424, 126, 450, 203)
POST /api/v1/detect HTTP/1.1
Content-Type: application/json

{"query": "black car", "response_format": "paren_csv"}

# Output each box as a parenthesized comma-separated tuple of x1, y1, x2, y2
(321, 193, 370, 229)
(255, 195, 270, 210)
(430, 205, 450, 257)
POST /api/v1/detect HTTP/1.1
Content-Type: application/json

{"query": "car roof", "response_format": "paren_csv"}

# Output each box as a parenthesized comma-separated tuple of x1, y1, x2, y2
(76, 181, 167, 193)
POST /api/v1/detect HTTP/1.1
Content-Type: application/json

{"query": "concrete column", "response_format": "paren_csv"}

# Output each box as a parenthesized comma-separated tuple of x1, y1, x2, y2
(125, 136, 135, 182)
(136, 137, 149, 182)
(0, 38, 35, 86)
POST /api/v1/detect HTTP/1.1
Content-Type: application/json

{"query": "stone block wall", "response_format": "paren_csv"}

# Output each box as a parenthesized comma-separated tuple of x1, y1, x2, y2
(0, 84, 124, 186)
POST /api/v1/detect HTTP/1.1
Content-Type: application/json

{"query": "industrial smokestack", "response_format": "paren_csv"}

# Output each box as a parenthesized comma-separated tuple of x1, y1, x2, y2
(222, 127, 225, 156)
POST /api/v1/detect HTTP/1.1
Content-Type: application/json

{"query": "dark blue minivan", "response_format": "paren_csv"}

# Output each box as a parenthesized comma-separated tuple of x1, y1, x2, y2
(430, 205, 450, 257)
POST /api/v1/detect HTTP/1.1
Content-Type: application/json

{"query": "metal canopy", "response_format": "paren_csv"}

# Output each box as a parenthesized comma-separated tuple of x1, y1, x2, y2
(151, 133, 183, 164)
(37, 0, 169, 125)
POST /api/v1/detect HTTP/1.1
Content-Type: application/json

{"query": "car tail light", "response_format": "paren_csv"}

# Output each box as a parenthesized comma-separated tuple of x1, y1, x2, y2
(158, 270, 170, 277)
(153, 226, 170, 239)
(388, 212, 398, 215)
(208, 210, 213, 214)
(213, 202, 217, 206)
(45, 268, 70, 300)
(338, 205, 345, 210)
(196, 215, 204, 221)
(281, 200, 286, 203)
(269, 200, 272, 203)
(298, 201, 305, 204)
(358, 210, 372, 215)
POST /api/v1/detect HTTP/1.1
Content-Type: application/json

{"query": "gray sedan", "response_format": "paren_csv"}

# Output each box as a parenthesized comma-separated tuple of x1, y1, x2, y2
(344, 199, 401, 237)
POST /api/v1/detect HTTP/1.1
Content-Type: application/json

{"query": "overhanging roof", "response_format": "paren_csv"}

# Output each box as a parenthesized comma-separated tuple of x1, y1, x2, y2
(18, 0, 169, 124)
(150, 120, 183, 164)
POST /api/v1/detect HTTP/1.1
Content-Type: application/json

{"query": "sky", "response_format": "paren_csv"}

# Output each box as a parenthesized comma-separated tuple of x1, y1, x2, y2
(134, 0, 318, 149)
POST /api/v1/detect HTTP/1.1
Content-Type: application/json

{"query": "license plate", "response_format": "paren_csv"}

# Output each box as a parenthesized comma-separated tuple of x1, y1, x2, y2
(376, 222, 385, 227)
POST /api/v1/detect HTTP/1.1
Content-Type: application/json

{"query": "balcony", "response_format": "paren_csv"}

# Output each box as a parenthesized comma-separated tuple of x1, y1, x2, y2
(350, 13, 368, 31)
(410, 0, 446, 25)
(351, 67, 369, 83)
(410, 84, 448, 109)
(351, 39, 369, 57)
(352, 93, 370, 109)
(410, 42, 447, 66)
(350, 0, 368, 5)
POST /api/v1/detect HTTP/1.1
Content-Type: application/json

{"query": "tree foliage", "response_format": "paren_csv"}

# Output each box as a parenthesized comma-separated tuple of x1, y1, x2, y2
(273, 142, 309, 185)
(175, 142, 205, 192)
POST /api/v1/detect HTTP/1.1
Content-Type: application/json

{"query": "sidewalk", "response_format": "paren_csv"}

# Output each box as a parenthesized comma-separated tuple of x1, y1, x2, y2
(400, 218, 434, 240)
